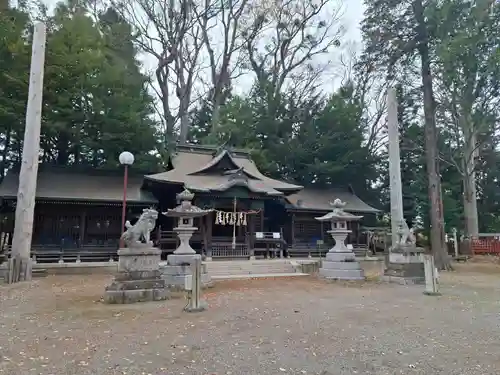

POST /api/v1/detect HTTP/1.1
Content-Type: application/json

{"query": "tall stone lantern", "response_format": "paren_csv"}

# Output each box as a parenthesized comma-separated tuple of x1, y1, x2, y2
(159, 188, 213, 289)
(316, 198, 365, 280)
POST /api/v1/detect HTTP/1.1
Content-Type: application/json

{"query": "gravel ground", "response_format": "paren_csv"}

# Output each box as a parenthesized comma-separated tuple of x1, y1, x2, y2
(1, 262, 500, 375)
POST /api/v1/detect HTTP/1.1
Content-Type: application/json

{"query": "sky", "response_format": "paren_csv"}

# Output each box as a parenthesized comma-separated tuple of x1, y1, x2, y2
(42, 0, 366, 95)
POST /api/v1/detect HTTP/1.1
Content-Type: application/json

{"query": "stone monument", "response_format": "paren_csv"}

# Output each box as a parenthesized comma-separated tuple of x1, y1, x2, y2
(8, 23, 46, 283)
(159, 189, 213, 289)
(104, 208, 169, 304)
(316, 199, 365, 280)
(382, 87, 425, 284)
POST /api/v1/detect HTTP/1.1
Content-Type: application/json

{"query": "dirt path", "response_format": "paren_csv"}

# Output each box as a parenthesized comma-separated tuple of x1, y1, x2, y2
(1, 263, 500, 375)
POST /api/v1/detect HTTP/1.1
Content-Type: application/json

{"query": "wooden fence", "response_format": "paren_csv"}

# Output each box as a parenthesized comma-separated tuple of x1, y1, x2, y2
(470, 234, 500, 255)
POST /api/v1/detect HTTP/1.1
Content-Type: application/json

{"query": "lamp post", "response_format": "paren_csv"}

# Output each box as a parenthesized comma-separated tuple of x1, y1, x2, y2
(119, 151, 134, 248)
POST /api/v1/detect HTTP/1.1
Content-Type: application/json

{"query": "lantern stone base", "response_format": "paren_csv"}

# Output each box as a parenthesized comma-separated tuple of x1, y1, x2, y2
(381, 244, 425, 285)
(159, 254, 213, 290)
(319, 251, 365, 280)
(104, 247, 169, 304)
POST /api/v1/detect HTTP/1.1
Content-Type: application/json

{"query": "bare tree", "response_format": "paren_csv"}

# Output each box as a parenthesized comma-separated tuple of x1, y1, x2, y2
(113, 0, 204, 144)
(193, 0, 250, 133)
(241, 0, 345, 105)
(433, 0, 500, 238)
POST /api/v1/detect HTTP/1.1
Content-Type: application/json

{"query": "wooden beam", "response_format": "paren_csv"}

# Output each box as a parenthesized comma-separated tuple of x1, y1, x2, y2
(79, 208, 86, 248)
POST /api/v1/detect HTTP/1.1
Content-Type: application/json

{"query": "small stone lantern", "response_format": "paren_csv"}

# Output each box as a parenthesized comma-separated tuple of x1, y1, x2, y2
(163, 189, 212, 255)
(159, 188, 213, 289)
(315, 198, 365, 280)
(316, 198, 363, 253)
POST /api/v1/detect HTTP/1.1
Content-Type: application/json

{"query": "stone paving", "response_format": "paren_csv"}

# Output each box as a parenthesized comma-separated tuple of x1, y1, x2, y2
(1, 262, 500, 375)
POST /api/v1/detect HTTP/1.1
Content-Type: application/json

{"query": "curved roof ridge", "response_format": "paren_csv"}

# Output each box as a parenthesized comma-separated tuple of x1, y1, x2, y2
(187, 149, 264, 181)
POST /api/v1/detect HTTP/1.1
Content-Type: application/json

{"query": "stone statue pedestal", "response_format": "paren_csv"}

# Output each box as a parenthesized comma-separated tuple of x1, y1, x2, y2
(159, 226, 212, 290)
(104, 246, 169, 304)
(319, 230, 364, 281)
(382, 244, 425, 285)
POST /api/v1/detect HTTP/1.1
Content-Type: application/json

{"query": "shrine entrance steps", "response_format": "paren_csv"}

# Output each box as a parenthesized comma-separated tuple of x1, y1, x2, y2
(204, 259, 309, 279)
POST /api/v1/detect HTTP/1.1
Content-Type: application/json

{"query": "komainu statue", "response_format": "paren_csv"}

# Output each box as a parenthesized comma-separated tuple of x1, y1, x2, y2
(398, 223, 416, 246)
(121, 208, 158, 247)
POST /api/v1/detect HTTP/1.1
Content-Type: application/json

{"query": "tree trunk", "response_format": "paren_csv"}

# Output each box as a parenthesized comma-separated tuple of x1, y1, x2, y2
(413, 0, 451, 270)
(178, 95, 190, 144)
(210, 95, 223, 135)
(462, 129, 479, 237)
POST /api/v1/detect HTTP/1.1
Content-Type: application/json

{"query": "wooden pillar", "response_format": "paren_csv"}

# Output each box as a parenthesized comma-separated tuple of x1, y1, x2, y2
(206, 212, 213, 259)
(79, 209, 86, 248)
(200, 216, 206, 256)
(291, 213, 295, 247)
(8, 23, 47, 283)
(249, 214, 255, 248)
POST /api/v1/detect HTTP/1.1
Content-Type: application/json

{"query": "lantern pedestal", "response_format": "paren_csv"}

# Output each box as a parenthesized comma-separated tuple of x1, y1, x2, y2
(159, 227, 213, 290)
(159, 254, 212, 291)
(319, 230, 364, 280)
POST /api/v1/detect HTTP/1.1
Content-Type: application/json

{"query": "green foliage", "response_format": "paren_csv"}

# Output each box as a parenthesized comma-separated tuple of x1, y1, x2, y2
(190, 79, 380, 204)
(3, 0, 500, 238)
(0, 0, 161, 175)
(0, 3, 31, 174)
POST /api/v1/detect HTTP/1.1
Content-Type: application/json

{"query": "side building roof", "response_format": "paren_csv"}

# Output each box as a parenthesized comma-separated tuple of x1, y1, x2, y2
(286, 187, 381, 214)
(145, 144, 303, 196)
(0, 170, 157, 204)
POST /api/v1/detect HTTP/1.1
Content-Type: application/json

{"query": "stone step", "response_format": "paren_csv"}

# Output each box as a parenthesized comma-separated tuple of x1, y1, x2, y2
(212, 269, 295, 273)
(212, 273, 308, 280)
(209, 270, 296, 276)
(204, 260, 297, 276)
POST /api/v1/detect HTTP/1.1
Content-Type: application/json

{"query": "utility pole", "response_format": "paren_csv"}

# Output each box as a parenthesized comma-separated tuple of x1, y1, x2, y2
(8, 22, 46, 283)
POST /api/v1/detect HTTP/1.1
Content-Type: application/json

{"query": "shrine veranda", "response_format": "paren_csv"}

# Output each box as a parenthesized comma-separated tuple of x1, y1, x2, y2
(0, 144, 381, 264)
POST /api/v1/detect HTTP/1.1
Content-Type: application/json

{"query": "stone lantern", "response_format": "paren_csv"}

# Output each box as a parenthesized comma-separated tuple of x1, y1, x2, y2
(159, 188, 213, 289)
(316, 198, 364, 280)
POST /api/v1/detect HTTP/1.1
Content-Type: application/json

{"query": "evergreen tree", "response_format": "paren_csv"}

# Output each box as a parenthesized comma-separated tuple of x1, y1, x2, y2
(38, 2, 160, 171)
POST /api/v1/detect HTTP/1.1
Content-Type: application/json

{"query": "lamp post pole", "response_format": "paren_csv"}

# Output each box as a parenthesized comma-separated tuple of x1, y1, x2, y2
(119, 151, 134, 248)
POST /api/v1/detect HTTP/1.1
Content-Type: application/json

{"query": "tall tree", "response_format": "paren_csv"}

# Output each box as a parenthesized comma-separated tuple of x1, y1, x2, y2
(190, 80, 379, 207)
(433, 0, 500, 238)
(38, 1, 159, 170)
(0, 1, 31, 179)
(194, 0, 249, 132)
(361, 0, 450, 268)
(113, 0, 204, 144)
(242, 0, 344, 111)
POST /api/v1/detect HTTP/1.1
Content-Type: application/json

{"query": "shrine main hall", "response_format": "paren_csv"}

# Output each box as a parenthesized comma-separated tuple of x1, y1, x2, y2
(0, 144, 380, 262)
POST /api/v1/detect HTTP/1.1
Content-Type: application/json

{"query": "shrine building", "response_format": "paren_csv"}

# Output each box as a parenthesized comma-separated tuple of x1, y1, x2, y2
(0, 144, 380, 262)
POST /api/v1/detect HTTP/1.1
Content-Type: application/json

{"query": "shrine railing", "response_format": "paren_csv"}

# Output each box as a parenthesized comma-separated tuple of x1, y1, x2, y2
(0, 246, 118, 264)
(471, 234, 500, 255)
(210, 236, 249, 258)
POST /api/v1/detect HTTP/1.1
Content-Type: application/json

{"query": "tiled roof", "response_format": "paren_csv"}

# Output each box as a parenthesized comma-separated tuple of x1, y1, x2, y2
(145, 145, 303, 195)
(286, 188, 381, 213)
(0, 170, 157, 203)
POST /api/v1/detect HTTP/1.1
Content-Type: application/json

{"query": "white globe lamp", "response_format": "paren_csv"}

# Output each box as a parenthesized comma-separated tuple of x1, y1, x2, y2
(119, 151, 134, 166)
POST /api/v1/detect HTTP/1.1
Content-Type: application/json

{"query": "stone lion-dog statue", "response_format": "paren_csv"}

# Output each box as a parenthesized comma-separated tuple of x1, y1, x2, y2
(121, 208, 158, 247)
